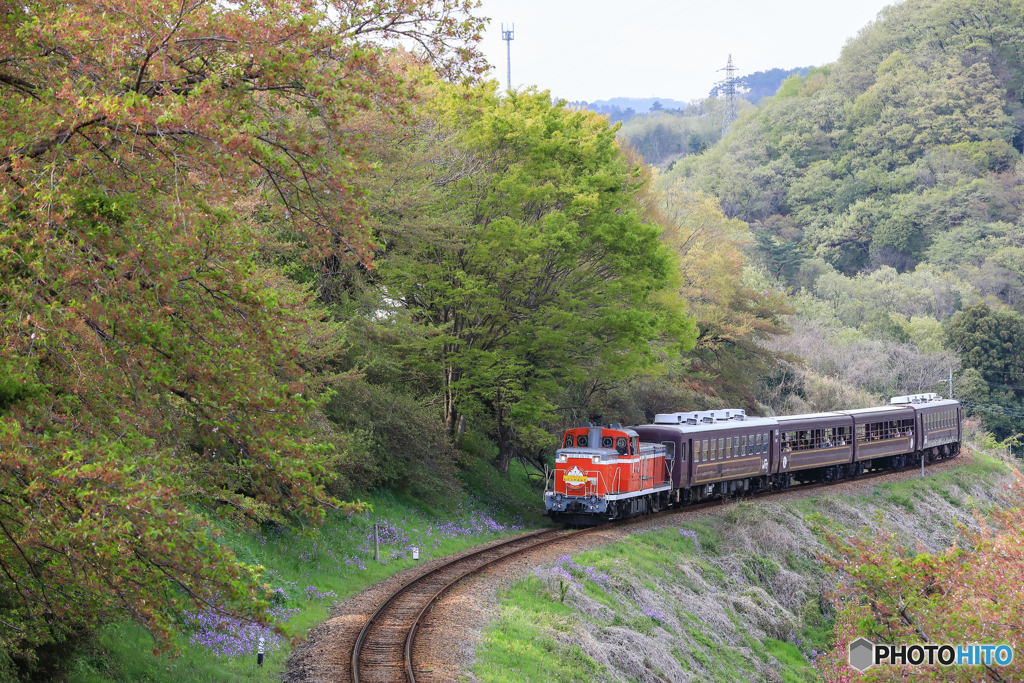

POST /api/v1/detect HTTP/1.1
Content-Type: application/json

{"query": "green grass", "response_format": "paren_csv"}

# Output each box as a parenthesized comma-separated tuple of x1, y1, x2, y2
(763, 639, 817, 683)
(67, 453, 550, 683)
(473, 578, 605, 683)
(794, 451, 1010, 518)
(475, 518, 821, 683)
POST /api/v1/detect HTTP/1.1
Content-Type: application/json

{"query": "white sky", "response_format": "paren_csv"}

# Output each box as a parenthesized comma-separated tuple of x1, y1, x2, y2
(475, 0, 896, 102)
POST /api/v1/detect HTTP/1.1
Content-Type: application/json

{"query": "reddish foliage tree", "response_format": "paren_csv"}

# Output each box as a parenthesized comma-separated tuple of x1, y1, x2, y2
(0, 0, 483, 657)
(815, 471, 1024, 682)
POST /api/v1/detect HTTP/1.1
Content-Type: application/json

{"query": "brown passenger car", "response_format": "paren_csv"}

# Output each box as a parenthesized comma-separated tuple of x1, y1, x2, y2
(776, 412, 855, 483)
(841, 405, 916, 468)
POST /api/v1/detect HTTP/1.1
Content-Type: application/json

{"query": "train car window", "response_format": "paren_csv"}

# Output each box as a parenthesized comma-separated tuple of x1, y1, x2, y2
(577, 435, 588, 447)
(702, 439, 709, 462)
(754, 433, 761, 454)
(564, 434, 574, 448)
(631, 436, 638, 455)
(857, 424, 866, 443)
(725, 438, 731, 459)
(694, 440, 701, 462)
(718, 438, 724, 458)
(734, 436, 740, 456)
(742, 435, 748, 453)
(764, 433, 769, 452)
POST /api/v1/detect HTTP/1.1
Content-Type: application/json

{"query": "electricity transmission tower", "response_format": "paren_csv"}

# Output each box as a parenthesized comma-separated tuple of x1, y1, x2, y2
(501, 23, 514, 91)
(718, 54, 738, 137)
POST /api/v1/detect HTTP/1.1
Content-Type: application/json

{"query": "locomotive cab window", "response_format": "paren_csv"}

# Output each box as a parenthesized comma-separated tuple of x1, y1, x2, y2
(564, 434, 574, 448)
(616, 437, 628, 455)
(577, 435, 588, 447)
(631, 436, 639, 455)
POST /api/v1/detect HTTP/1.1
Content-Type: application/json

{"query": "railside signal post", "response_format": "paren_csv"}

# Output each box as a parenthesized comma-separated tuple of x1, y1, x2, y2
(501, 23, 514, 91)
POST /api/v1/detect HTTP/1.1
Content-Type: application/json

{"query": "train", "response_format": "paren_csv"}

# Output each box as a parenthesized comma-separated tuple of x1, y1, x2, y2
(544, 393, 962, 525)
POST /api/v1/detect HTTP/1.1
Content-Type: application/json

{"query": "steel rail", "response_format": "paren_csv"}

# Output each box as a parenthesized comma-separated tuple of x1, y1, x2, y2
(399, 450, 958, 679)
(350, 526, 559, 683)
(358, 450, 960, 682)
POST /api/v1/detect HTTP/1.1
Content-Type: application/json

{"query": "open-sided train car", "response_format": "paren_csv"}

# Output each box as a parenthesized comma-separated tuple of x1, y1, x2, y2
(777, 412, 855, 483)
(544, 394, 961, 525)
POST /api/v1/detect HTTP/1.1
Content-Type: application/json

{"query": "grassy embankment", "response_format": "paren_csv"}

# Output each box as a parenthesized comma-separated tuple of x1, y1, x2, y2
(473, 452, 1011, 683)
(65, 450, 550, 683)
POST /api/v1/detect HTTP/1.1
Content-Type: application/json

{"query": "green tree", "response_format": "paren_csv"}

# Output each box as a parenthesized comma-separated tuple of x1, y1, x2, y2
(753, 229, 805, 284)
(382, 86, 696, 472)
(946, 303, 1024, 437)
(0, 0, 484, 659)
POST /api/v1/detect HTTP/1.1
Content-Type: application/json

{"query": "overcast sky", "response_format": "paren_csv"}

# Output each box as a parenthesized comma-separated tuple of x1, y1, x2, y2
(474, 0, 896, 103)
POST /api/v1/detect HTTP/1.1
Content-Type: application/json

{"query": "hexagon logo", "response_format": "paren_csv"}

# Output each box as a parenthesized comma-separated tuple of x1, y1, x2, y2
(849, 637, 875, 672)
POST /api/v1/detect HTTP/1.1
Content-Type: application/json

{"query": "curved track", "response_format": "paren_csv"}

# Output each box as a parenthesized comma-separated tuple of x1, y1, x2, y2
(351, 453, 957, 683)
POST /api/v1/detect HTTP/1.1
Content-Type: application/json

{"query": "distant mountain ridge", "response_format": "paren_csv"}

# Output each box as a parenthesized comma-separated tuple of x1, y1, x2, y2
(709, 66, 814, 104)
(583, 97, 688, 113)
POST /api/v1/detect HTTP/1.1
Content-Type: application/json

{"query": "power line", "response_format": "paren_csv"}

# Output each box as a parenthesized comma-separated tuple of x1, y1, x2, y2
(959, 401, 1024, 419)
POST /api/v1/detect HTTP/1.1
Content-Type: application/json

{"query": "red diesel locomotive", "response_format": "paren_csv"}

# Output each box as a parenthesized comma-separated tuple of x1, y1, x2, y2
(544, 394, 961, 525)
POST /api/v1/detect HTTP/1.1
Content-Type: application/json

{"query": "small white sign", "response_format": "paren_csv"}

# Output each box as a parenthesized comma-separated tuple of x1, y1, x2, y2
(412, 546, 419, 560)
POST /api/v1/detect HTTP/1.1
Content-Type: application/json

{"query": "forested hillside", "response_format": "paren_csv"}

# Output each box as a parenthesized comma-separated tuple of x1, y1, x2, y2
(5, 0, 1024, 677)
(0, 0, 792, 675)
(658, 0, 1024, 438)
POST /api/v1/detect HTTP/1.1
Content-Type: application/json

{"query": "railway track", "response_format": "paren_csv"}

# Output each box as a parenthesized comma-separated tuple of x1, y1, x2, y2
(350, 453, 957, 683)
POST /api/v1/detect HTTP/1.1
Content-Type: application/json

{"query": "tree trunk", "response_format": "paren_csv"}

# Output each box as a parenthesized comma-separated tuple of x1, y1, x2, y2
(443, 360, 461, 436)
(494, 406, 516, 474)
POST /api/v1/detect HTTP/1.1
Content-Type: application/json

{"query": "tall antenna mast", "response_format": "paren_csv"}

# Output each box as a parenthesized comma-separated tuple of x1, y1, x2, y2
(718, 54, 738, 137)
(501, 23, 514, 91)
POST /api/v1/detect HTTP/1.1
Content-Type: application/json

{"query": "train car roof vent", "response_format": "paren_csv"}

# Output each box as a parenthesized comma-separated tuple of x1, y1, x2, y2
(610, 422, 622, 429)
(731, 409, 747, 421)
(581, 421, 592, 427)
(891, 392, 942, 405)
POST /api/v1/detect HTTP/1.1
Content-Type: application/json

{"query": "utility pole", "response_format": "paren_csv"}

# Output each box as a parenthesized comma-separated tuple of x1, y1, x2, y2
(501, 23, 514, 91)
(949, 367, 954, 399)
(718, 54, 738, 137)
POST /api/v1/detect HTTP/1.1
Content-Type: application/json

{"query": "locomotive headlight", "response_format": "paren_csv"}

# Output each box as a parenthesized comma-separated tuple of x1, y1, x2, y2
(592, 455, 601, 464)
(555, 453, 567, 463)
